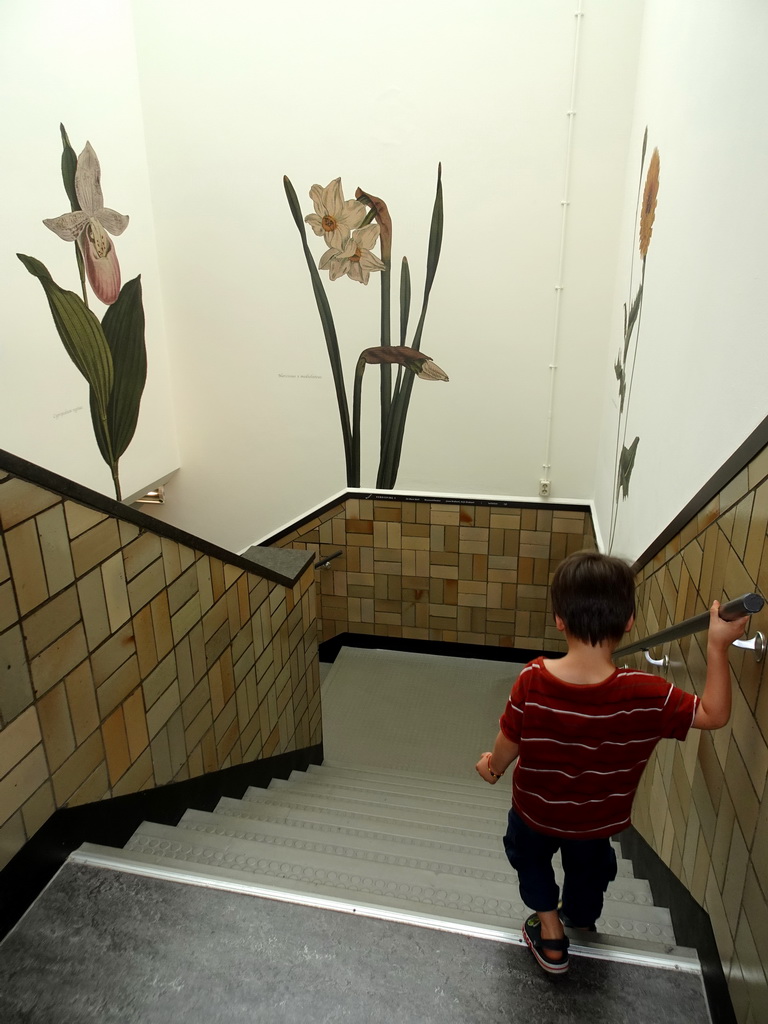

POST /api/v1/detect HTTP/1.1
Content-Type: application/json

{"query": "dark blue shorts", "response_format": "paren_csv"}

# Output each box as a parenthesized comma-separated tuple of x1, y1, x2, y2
(503, 807, 618, 928)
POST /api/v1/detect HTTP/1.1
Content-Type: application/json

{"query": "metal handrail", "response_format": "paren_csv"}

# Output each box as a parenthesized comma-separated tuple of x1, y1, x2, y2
(614, 593, 764, 657)
(315, 550, 344, 570)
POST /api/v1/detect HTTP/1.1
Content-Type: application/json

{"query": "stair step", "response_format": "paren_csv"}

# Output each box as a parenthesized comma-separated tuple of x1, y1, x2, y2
(268, 775, 512, 822)
(184, 808, 511, 873)
(319, 760, 510, 795)
(125, 821, 671, 932)
(214, 791, 636, 875)
(214, 794, 504, 852)
(180, 808, 654, 907)
(305, 764, 514, 805)
(243, 785, 510, 835)
(75, 830, 678, 949)
(273, 772, 511, 813)
(128, 820, 525, 903)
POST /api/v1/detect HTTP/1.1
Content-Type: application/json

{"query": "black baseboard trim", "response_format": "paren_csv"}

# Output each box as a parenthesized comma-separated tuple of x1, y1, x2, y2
(0, 743, 323, 943)
(318, 632, 561, 665)
(617, 826, 735, 1024)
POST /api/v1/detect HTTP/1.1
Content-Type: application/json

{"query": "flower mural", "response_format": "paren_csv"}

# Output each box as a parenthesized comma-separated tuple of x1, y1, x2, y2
(305, 178, 367, 250)
(284, 166, 448, 488)
(43, 142, 129, 305)
(17, 125, 147, 500)
(318, 224, 386, 285)
(609, 131, 660, 550)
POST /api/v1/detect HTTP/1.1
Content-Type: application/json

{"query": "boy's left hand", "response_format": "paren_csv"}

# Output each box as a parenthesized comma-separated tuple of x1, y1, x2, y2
(475, 752, 498, 784)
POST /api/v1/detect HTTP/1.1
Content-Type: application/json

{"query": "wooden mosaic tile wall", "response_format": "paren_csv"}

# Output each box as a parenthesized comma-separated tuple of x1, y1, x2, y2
(0, 470, 320, 871)
(277, 497, 595, 650)
(625, 447, 768, 1024)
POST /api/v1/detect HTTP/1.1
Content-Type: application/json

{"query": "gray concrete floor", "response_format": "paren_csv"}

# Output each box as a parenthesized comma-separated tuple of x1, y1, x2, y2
(0, 863, 710, 1024)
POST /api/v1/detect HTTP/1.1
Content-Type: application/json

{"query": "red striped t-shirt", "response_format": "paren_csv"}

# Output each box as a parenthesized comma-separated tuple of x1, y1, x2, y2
(499, 657, 699, 839)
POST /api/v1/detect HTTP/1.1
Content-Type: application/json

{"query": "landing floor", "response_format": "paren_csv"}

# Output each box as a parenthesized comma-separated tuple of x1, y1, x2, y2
(0, 862, 710, 1024)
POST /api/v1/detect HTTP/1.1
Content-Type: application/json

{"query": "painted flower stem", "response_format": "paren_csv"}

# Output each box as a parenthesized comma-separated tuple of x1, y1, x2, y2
(351, 355, 366, 488)
(379, 260, 392, 455)
(76, 247, 89, 307)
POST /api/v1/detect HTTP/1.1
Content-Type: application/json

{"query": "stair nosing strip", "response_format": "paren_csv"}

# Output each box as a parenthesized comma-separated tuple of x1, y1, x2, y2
(69, 845, 699, 975)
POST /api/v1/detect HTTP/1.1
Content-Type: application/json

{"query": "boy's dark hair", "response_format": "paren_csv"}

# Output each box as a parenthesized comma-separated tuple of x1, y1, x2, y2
(550, 551, 636, 646)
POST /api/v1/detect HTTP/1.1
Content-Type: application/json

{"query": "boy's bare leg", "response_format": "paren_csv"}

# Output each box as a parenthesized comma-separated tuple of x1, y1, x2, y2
(537, 909, 566, 959)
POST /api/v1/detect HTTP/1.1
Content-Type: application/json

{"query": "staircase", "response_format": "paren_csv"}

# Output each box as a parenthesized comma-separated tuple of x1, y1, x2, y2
(70, 762, 697, 968)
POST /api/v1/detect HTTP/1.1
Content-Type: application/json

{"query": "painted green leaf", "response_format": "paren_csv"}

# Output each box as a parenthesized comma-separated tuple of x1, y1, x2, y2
(17, 253, 114, 418)
(623, 283, 643, 359)
(640, 126, 648, 174)
(95, 275, 147, 460)
(88, 388, 112, 466)
(59, 123, 79, 212)
(614, 354, 626, 412)
(283, 175, 354, 483)
(58, 124, 87, 292)
(399, 256, 411, 346)
(618, 436, 640, 500)
(422, 163, 444, 302)
(380, 165, 444, 487)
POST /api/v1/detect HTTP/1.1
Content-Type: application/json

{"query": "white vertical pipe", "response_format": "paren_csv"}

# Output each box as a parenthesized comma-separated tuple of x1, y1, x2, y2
(540, 1, 585, 489)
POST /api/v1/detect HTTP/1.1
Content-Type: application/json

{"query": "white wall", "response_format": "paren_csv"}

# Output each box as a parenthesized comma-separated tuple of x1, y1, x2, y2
(594, 0, 768, 561)
(130, 0, 643, 550)
(0, 0, 179, 501)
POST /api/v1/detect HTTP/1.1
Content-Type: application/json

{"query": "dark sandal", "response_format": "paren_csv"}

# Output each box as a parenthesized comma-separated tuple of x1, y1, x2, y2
(558, 900, 597, 932)
(560, 912, 597, 933)
(523, 914, 570, 975)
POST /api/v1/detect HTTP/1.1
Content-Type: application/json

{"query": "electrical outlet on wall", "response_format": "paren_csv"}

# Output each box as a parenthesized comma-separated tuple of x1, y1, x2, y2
(539, 479, 550, 498)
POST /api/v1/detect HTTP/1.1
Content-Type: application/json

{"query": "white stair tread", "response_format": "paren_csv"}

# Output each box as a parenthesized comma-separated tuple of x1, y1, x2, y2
(184, 808, 512, 873)
(273, 772, 512, 813)
(128, 820, 525, 904)
(71, 842, 697, 967)
(123, 821, 672, 930)
(208, 798, 637, 877)
(215, 795, 503, 853)
(180, 809, 654, 906)
(77, 831, 678, 949)
(305, 764, 514, 804)
(215, 794, 504, 852)
(320, 760, 510, 794)
(267, 776, 513, 821)
(243, 786, 511, 834)
(228, 789, 636, 872)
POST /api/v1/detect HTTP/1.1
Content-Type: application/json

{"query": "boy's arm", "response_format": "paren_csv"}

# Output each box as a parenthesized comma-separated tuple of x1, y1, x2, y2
(693, 600, 750, 730)
(475, 731, 519, 784)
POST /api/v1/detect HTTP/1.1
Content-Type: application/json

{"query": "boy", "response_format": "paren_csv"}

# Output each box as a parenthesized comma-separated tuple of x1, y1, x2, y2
(475, 550, 749, 975)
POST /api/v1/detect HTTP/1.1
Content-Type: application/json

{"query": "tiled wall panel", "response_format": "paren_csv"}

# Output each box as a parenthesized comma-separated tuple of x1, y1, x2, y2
(278, 498, 595, 652)
(624, 447, 768, 1024)
(0, 471, 320, 871)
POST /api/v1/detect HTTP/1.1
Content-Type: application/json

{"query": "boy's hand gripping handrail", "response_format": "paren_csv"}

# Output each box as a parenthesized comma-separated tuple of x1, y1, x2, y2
(614, 593, 764, 658)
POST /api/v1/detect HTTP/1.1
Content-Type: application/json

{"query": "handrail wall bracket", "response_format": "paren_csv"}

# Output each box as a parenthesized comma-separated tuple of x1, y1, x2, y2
(644, 651, 669, 670)
(732, 631, 766, 663)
